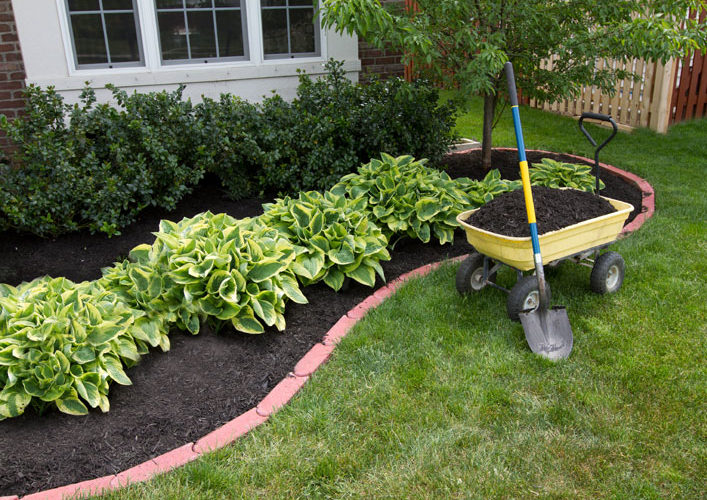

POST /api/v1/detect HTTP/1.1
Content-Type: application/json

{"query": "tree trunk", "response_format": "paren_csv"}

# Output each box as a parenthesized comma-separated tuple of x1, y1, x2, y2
(481, 92, 496, 170)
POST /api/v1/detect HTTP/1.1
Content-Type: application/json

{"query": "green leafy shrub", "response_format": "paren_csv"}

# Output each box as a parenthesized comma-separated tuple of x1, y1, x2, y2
(0, 85, 203, 237)
(198, 60, 458, 198)
(101, 212, 308, 336)
(332, 154, 469, 245)
(0, 277, 159, 419)
(193, 95, 268, 200)
(529, 158, 605, 192)
(259, 191, 390, 290)
(353, 75, 457, 165)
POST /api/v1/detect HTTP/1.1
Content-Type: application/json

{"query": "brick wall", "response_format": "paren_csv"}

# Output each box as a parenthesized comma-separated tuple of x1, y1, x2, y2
(358, 0, 405, 81)
(0, 0, 26, 148)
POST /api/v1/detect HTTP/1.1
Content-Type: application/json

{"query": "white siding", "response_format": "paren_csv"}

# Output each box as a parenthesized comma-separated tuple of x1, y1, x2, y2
(12, 0, 360, 105)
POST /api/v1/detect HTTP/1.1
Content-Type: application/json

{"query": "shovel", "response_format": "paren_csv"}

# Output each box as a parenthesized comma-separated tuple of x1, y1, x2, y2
(504, 61, 573, 360)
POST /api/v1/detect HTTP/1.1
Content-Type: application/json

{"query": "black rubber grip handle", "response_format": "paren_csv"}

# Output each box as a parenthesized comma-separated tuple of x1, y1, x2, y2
(580, 111, 612, 122)
(504, 62, 518, 106)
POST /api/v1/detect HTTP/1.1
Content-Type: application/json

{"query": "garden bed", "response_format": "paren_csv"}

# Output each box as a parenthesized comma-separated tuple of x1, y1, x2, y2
(0, 151, 645, 498)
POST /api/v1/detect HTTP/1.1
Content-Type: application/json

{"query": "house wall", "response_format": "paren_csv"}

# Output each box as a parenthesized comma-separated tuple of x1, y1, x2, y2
(0, 0, 26, 141)
(10, 0, 360, 107)
(358, 0, 405, 82)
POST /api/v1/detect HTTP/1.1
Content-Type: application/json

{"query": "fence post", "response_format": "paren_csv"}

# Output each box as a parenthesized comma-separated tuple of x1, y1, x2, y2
(649, 58, 678, 133)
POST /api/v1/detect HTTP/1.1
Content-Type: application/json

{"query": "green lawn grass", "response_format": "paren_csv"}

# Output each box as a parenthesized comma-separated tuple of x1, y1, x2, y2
(97, 98, 706, 499)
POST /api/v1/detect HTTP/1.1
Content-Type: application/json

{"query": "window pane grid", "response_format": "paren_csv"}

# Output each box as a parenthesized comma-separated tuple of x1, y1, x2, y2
(261, 0, 318, 59)
(67, 0, 143, 68)
(156, 0, 246, 62)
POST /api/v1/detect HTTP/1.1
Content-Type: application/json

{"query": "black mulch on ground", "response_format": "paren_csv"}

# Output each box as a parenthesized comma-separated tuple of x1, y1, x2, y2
(0, 150, 644, 497)
(466, 186, 617, 237)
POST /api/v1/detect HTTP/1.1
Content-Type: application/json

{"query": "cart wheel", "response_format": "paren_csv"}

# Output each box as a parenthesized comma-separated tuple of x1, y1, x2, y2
(456, 253, 496, 294)
(590, 251, 625, 294)
(507, 275, 551, 322)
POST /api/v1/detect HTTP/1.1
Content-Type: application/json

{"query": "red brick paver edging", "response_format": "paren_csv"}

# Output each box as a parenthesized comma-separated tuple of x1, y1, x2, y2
(13, 161, 653, 499)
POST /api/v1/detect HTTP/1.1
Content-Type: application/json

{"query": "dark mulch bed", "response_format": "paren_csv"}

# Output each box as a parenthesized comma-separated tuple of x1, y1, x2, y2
(0, 150, 644, 497)
(466, 186, 617, 237)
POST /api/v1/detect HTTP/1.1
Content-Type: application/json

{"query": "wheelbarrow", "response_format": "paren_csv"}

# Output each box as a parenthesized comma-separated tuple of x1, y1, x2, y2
(456, 195, 633, 320)
(455, 101, 633, 354)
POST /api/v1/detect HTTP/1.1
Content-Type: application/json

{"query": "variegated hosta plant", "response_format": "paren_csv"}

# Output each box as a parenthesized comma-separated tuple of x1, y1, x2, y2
(455, 169, 522, 208)
(331, 154, 469, 246)
(0, 277, 148, 419)
(259, 191, 390, 291)
(103, 212, 308, 336)
(529, 158, 605, 192)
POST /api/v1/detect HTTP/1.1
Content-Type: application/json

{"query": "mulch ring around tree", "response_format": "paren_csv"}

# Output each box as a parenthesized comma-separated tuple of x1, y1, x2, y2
(466, 186, 617, 237)
(0, 150, 645, 498)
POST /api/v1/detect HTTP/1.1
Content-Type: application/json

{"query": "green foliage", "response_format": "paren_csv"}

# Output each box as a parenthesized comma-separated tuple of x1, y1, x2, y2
(321, 0, 706, 157)
(0, 277, 151, 419)
(101, 212, 308, 336)
(198, 60, 457, 197)
(193, 95, 268, 200)
(0, 85, 203, 237)
(332, 154, 469, 246)
(456, 169, 522, 207)
(529, 158, 605, 192)
(259, 191, 390, 291)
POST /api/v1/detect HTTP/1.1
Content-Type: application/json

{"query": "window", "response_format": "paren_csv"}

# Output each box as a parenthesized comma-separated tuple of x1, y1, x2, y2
(155, 0, 249, 63)
(66, 0, 143, 68)
(62, 0, 324, 70)
(261, 0, 319, 59)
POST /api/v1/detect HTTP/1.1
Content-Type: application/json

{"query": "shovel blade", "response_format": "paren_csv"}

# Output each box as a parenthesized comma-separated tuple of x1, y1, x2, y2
(519, 306, 573, 360)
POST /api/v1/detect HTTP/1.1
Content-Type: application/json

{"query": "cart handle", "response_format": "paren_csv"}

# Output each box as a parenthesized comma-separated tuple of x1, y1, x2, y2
(578, 112, 618, 147)
(578, 112, 618, 193)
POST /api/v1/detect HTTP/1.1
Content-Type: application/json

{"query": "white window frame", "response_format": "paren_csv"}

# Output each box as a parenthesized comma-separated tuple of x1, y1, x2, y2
(261, 1, 321, 60)
(56, 0, 327, 79)
(154, 0, 250, 65)
(64, 0, 145, 69)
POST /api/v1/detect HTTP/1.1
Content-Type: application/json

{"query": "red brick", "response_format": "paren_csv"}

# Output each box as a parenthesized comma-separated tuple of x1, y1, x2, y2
(323, 314, 357, 345)
(373, 284, 394, 301)
(20, 475, 115, 500)
(111, 461, 160, 488)
(397, 264, 433, 282)
(0, 61, 22, 72)
(2, 52, 22, 62)
(193, 408, 268, 453)
(374, 56, 401, 65)
(1, 33, 18, 43)
(151, 442, 201, 472)
(347, 293, 386, 320)
(293, 342, 335, 377)
(0, 99, 24, 108)
(109, 443, 201, 488)
(256, 373, 309, 417)
(0, 79, 23, 90)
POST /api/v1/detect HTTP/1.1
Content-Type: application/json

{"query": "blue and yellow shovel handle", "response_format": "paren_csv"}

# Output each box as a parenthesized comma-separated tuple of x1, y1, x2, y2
(505, 62, 541, 259)
(505, 61, 550, 309)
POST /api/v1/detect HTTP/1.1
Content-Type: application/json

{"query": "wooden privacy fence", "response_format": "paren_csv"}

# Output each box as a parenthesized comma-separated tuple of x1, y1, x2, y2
(527, 58, 678, 133)
(670, 9, 707, 126)
(527, 10, 706, 133)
